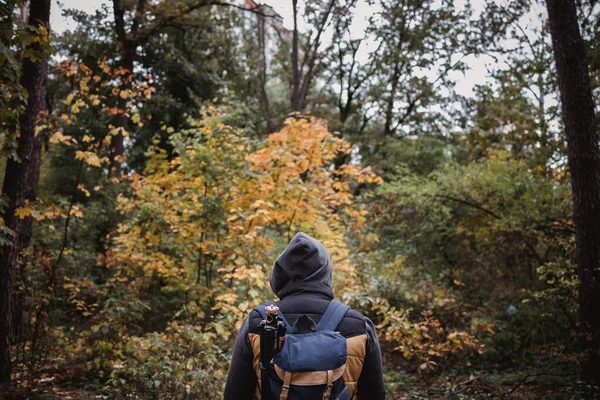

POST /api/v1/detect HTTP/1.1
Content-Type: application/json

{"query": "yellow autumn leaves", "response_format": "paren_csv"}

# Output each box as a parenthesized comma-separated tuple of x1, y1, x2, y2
(112, 110, 382, 335)
(14, 201, 78, 221)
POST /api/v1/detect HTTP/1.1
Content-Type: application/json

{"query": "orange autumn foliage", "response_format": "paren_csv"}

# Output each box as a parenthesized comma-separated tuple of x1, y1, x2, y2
(112, 110, 381, 339)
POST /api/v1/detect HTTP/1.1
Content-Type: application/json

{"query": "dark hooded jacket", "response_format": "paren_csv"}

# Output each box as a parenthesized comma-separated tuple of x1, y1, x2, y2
(224, 232, 385, 400)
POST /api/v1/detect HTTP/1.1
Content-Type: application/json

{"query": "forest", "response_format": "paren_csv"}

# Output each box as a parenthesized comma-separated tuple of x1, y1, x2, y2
(1, 0, 600, 398)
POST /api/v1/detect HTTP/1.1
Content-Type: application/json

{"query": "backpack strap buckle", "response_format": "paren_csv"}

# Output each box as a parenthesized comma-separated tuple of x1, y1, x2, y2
(279, 371, 292, 400)
(322, 369, 334, 400)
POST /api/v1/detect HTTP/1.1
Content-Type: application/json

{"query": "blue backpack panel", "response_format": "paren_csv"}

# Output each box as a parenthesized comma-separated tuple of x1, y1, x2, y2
(255, 300, 351, 400)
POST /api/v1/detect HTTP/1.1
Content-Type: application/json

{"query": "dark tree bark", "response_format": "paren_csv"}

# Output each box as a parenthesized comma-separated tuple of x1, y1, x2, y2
(332, 5, 365, 130)
(290, 0, 337, 112)
(0, 0, 51, 384)
(546, 0, 600, 383)
(383, 61, 400, 136)
(110, 0, 141, 176)
(255, 5, 276, 132)
(291, 0, 301, 110)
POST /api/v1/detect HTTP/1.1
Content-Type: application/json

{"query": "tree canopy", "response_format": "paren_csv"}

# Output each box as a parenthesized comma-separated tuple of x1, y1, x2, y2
(1, 0, 600, 398)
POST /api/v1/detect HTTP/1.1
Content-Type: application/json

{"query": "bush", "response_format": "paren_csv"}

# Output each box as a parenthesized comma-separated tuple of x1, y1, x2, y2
(107, 324, 228, 399)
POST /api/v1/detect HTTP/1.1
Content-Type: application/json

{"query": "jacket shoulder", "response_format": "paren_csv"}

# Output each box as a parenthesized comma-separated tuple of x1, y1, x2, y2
(247, 308, 264, 334)
(336, 307, 369, 338)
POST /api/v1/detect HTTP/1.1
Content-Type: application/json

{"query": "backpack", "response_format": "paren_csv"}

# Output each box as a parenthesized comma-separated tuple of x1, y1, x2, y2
(255, 300, 352, 400)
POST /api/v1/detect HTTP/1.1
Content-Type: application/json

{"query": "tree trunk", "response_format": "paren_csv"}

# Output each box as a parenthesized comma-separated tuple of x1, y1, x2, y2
(546, 0, 600, 383)
(290, 0, 336, 112)
(256, 8, 276, 132)
(384, 61, 400, 136)
(109, 50, 134, 177)
(290, 0, 301, 111)
(0, 0, 51, 384)
(17, 3, 28, 61)
(111, 0, 139, 177)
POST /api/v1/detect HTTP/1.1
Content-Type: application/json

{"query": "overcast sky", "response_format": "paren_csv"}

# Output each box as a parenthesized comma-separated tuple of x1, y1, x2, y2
(49, 0, 530, 98)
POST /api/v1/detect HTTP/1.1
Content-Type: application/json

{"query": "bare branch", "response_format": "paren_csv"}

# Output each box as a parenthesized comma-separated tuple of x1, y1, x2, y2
(140, 0, 273, 41)
(434, 194, 502, 219)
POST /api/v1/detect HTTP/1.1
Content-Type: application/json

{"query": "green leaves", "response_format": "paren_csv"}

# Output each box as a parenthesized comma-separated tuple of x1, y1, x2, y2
(368, 149, 576, 370)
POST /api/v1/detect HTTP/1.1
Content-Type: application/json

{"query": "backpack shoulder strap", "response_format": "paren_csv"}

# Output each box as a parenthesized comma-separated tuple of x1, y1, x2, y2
(253, 301, 291, 330)
(317, 299, 350, 331)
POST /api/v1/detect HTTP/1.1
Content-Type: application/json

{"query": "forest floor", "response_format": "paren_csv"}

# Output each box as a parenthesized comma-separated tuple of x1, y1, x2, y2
(3, 369, 598, 399)
(386, 369, 599, 399)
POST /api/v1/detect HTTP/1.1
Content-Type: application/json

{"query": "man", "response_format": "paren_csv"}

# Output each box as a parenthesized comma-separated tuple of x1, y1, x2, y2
(224, 232, 386, 399)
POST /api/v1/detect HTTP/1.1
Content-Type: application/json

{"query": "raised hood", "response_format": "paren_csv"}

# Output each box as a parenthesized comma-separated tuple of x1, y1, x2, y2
(269, 232, 334, 299)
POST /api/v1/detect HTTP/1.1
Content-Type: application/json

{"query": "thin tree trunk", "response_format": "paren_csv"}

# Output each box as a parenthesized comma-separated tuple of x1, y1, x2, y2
(256, 9, 276, 132)
(110, 0, 138, 177)
(290, 0, 336, 112)
(17, 3, 28, 61)
(0, 0, 51, 384)
(109, 52, 133, 177)
(291, 0, 300, 111)
(384, 62, 400, 136)
(546, 0, 600, 384)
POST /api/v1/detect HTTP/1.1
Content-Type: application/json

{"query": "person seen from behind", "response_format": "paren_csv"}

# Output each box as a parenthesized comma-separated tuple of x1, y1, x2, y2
(224, 232, 386, 400)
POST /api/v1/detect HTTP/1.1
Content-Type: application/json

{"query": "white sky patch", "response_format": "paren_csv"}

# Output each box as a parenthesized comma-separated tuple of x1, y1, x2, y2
(50, 0, 547, 101)
(450, 54, 496, 97)
(51, 0, 108, 33)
